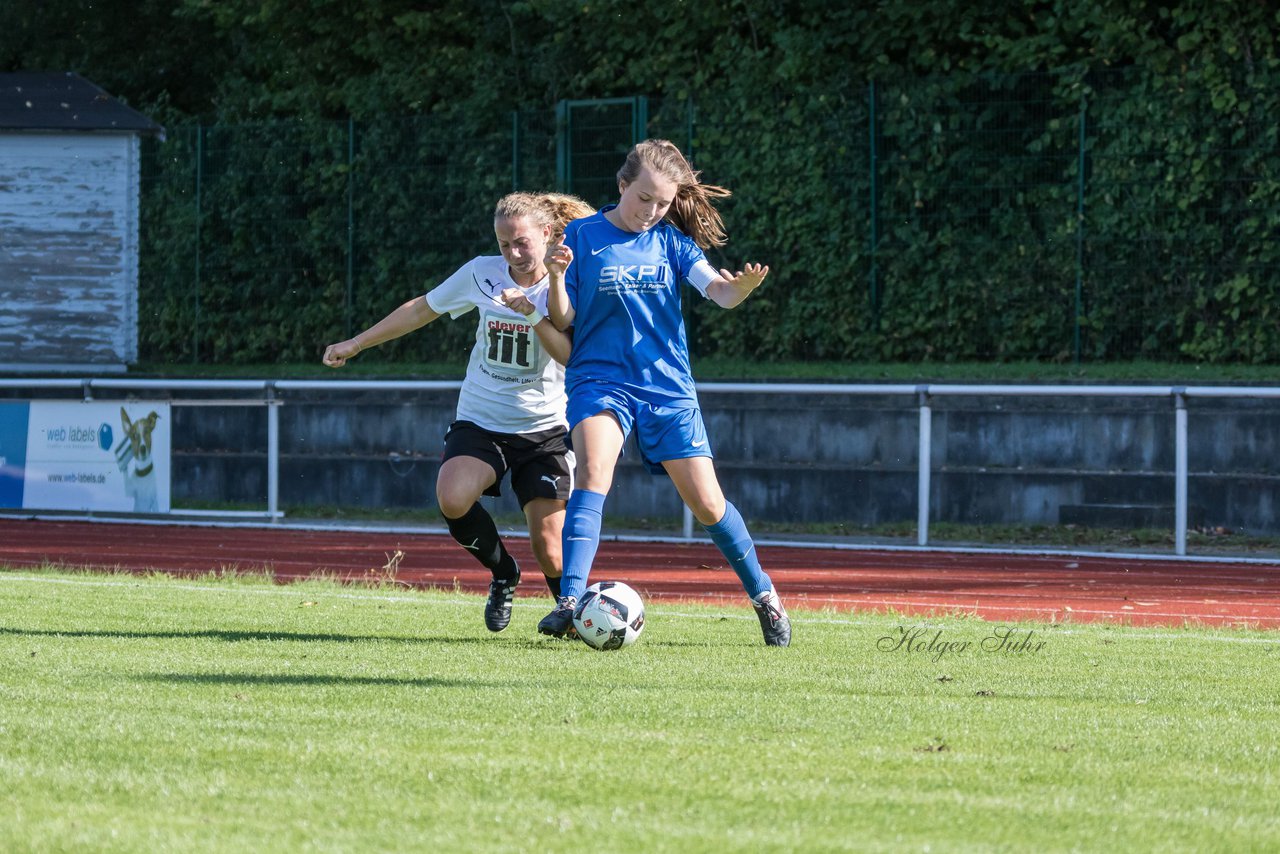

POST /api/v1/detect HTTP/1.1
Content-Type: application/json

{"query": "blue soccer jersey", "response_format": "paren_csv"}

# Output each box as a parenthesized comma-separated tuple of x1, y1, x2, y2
(562, 206, 710, 406)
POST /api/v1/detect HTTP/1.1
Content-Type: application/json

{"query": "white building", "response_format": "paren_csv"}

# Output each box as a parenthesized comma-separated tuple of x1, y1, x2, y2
(0, 72, 164, 373)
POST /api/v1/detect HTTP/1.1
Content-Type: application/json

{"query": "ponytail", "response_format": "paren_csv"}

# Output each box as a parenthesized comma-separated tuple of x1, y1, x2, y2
(539, 192, 596, 239)
(494, 191, 595, 239)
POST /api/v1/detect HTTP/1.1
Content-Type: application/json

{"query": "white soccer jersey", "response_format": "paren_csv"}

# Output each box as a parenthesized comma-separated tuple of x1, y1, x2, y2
(425, 255, 566, 434)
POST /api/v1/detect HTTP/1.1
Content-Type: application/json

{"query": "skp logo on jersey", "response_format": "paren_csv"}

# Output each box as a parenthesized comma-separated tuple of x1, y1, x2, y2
(600, 264, 668, 284)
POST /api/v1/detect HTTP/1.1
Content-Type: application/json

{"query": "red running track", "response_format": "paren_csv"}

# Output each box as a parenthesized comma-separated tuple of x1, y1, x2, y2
(3, 518, 1280, 628)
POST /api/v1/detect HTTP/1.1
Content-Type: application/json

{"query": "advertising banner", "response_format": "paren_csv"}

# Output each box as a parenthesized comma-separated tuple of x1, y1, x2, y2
(0, 402, 29, 508)
(17, 402, 172, 513)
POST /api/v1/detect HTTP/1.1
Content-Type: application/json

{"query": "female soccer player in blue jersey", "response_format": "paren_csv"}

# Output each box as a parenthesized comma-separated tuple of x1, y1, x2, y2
(537, 139, 792, 646)
(323, 192, 591, 634)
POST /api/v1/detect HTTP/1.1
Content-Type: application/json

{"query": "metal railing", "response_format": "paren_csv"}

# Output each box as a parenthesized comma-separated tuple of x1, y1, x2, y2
(6, 379, 1280, 556)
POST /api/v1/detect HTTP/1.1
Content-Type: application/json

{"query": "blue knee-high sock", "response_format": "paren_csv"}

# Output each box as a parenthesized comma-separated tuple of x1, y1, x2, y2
(560, 489, 606, 600)
(704, 502, 772, 599)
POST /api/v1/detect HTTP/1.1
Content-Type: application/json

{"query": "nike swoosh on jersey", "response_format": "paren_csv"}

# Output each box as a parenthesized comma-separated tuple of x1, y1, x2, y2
(590, 246, 610, 256)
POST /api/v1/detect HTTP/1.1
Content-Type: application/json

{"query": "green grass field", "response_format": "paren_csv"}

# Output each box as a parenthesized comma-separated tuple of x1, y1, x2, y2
(2, 569, 1278, 853)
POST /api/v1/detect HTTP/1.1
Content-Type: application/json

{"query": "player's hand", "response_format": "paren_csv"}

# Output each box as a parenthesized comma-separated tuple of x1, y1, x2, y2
(718, 262, 770, 296)
(545, 240, 573, 276)
(322, 339, 361, 367)
(500, 288, 536, 316)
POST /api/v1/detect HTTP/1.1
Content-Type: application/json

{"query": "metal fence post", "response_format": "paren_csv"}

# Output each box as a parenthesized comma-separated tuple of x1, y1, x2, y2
(511, 110, 521, 191)
(1074, 91, 1087, 363)
(1174, 389, 1188, 555)
(686, 95, 695, 160)
(917, 387, 932, 546)
(345, 116, 356, 340)
(868, 80, 879, 326)
(193, 124, 203, 364)
(633, 95, 649, 139)
(266, 382, 280, 524)
(555, 100, 570, 192)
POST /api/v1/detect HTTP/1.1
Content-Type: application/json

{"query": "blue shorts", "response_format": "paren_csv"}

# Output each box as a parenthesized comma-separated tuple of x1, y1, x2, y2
(567, 384, 712, 474)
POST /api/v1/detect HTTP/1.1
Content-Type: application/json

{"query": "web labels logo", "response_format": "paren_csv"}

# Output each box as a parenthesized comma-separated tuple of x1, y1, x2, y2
(22, 402, 171, 513)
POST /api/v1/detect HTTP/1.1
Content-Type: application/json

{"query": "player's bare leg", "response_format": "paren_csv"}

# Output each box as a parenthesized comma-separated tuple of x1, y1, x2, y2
(524, 496, 565, 599)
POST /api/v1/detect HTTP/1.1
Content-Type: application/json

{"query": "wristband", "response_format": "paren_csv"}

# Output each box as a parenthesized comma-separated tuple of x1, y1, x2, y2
(524, 310, 545, 326)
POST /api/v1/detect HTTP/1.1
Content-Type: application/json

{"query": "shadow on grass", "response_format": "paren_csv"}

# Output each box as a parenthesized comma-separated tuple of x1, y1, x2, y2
(639, 639, 762, 648)
(134, 672, 486, 688)
(1, 626, 497, 646)
(4, 625, 744, 653)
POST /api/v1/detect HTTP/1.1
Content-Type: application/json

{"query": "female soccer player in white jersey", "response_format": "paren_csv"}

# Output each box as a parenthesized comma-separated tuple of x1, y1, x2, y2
(537, 139, 792, 646)
(323, 192, 594, 633)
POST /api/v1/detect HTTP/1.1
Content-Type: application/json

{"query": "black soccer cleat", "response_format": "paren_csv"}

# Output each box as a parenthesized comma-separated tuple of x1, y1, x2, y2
(752, 588, 792, 647)
(484, 566, 520, 633)
(537, 595, 578, 638)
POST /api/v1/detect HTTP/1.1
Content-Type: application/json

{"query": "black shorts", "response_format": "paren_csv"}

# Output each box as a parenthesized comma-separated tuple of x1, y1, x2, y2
(442, 420, 573, 507)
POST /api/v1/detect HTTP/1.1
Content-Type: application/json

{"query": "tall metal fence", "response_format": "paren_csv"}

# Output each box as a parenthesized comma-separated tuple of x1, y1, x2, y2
(139, 68, 1280, 365)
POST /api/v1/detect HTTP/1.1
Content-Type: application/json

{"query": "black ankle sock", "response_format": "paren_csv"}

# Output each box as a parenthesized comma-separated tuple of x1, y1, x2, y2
(544, 574, 562, 599)
(443, 503, 516, 580)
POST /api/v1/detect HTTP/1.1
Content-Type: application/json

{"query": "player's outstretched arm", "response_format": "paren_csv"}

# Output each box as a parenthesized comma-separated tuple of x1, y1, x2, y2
(501, 288, 573, 366)
(706, 263, 770, 309)
(545, 240, 576, 331)
(322, 295, 440, 367)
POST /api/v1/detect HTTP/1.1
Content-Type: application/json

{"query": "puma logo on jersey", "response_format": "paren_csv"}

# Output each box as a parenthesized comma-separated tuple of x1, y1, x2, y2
(472, 272, 508, 305)
(600, 264, 664, 284)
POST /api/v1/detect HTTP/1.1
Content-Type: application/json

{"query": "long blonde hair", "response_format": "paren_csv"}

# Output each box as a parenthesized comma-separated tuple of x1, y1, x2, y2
(494, 191, 595, 240)
(617, 139, 731, 249)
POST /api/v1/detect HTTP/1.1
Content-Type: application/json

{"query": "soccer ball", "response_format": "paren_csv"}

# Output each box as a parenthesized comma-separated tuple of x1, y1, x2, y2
(573, 581, 645, 650)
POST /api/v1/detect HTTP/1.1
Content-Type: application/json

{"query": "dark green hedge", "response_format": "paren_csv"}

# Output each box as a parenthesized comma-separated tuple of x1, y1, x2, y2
(6, 0, 1279, 364)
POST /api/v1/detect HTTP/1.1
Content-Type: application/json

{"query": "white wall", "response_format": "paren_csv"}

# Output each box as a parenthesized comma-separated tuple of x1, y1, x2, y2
(0, 132, 140, 371)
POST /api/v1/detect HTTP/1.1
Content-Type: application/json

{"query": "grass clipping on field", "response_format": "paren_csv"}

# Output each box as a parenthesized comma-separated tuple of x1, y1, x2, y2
(1, 568, 1278, 853)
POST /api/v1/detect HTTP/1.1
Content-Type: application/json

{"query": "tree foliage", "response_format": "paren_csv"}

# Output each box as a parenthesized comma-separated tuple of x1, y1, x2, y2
(4, 0, 1278, 364)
